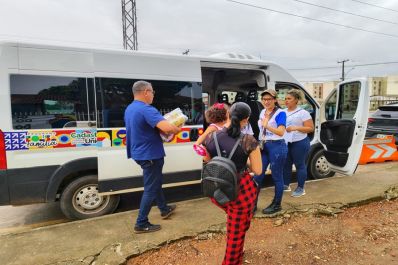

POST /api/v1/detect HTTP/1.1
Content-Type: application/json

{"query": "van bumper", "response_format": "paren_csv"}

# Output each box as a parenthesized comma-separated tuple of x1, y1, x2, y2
(0, 170, 10, 205)
(4, 166, 58, 205)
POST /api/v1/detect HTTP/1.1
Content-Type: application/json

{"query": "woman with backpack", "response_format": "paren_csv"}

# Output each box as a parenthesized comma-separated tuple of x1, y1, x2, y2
(253, 89, 287, 214)
(202, 102, 262, 265)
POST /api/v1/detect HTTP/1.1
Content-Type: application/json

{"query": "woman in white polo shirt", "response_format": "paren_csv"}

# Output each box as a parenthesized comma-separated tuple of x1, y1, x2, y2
(283, 89, 314, 197)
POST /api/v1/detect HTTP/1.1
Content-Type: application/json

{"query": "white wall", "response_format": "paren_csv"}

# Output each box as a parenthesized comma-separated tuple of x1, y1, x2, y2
(387, 75, 398, 96)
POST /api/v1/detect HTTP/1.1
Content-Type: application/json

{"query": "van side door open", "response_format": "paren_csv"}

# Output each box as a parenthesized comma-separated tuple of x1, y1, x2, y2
(318, 78, 370, 175)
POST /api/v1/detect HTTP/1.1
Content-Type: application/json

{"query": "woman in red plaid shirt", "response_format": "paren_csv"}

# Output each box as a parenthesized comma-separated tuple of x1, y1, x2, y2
(203, 102, 262, 265)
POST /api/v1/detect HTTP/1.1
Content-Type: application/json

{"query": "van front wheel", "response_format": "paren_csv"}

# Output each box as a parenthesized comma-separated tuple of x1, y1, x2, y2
(308, 149, 336, 179)
(60, 175, 120, 220)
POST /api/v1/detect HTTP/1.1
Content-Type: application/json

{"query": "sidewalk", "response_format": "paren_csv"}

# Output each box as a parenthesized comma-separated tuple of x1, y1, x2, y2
(1, 162, 398, 265)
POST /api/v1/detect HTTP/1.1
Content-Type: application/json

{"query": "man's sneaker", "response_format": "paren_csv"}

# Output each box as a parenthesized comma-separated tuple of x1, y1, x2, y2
(161, 204, 176, 219)
(134, 223, 161, 234)
(291, 187, 306, 197)
(283, 185, 291, 192)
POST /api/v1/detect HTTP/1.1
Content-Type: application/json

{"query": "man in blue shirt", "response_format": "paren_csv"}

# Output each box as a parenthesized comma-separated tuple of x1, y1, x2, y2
(125, 80, 181, 233)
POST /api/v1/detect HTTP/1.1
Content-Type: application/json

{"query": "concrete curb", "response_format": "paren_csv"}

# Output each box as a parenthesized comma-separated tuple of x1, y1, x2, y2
(56, 184, 398, 265)
(124, 184, 398, 263)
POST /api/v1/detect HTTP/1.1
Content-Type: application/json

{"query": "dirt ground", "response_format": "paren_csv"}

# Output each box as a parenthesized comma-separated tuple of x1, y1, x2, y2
(128, 199, 398, 265)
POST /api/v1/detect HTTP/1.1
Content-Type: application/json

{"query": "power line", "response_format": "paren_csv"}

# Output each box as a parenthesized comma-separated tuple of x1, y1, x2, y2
(289, 65, 340, 71)
(290, 0, 398, 26)
(288, 61, 398, 71)
(225, 0, 398, 38)
(351, 61, 398, 67)
(350, 0, 398, 13)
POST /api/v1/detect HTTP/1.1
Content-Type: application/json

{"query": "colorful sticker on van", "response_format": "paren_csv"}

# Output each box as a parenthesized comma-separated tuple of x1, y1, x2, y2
(4, 127, 202, 151)
(97, 130, 112, 147)
(4, 132, 28, 150)
(112, 129, 127, 147)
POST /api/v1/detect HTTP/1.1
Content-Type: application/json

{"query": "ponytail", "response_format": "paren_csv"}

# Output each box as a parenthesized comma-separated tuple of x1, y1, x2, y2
(227, 102, 252, 138)
(227, 114, 241, 138)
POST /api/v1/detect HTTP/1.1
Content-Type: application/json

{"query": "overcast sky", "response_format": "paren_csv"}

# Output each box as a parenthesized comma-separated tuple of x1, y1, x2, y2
(1, 0, 398, 82)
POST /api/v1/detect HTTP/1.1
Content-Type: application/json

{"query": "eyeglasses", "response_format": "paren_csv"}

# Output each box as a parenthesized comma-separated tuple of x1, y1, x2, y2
(262, 97, 274, 102)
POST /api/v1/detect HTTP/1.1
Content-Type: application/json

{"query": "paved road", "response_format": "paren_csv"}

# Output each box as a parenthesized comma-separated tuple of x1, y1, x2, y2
(0, 184, 205, 235)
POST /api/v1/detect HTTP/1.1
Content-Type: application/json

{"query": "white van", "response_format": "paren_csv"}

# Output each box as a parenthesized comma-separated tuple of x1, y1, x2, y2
(0, 42, 369, 219)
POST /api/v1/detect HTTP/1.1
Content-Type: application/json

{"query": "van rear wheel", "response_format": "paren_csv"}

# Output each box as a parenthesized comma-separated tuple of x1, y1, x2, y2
(60, 175, 120, 220)
(308, 148, 336, 179)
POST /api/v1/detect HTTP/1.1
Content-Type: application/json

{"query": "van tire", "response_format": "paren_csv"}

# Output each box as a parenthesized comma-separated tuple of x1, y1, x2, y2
(308, 148, 336, 179)
(60, 175, 120, 220)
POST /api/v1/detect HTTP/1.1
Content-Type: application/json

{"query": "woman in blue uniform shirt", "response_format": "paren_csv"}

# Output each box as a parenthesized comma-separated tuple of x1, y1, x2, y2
(253, 89, 287, 214)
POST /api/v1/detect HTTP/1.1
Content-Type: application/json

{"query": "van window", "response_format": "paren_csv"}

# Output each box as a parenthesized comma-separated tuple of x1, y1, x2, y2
(10, 74, 90, 129)
(95, 78, 203, 128)
(337, 82, 361, 119)
(276, 85, 314, 114)
(325, 90, 337, 120)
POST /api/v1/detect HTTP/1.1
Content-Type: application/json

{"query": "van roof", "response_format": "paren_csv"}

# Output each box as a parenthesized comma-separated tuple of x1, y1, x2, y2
(0, 40, 301, 87)
(0, 40, 275, 66)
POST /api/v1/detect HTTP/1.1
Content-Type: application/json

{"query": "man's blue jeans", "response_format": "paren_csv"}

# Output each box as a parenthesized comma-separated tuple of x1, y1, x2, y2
(253, 140, 287, 204)
(283, 137, 310, 189)
(135, 158, 168, 227)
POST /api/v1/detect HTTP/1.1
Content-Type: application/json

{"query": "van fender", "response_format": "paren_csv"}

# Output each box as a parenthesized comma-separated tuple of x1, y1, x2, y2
(306, 142, 324, 165)
(45, 157, 98, 202)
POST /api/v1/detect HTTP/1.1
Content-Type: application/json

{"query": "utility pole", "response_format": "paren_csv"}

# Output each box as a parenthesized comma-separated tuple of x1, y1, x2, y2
(121, 0, 138, 50)
(338, 59, 350, 81)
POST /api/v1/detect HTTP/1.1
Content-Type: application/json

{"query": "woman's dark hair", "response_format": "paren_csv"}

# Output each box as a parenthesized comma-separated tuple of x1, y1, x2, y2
(227, 102, 251, 138)
(261, 90, 281, 109)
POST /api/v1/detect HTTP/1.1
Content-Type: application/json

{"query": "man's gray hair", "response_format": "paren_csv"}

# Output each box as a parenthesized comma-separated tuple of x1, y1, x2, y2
(132, 80, 152, 95)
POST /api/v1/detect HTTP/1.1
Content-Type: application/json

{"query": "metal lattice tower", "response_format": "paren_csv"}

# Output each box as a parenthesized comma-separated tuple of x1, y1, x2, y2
(121, 0, 138, 50)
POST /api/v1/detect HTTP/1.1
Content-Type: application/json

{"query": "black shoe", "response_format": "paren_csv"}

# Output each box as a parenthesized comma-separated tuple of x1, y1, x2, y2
(262, 203, 282, 215)
(264, 199, 276, 210)
(134, 223, 161, 234)
(161, 204, 176, 219)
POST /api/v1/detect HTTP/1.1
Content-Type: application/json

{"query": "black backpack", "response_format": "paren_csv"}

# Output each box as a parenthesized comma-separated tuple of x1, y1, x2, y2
(202, 133, 243, 205)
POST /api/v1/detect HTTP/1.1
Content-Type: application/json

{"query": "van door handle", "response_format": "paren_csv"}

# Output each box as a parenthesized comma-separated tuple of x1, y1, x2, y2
(88, 121, 97, 127)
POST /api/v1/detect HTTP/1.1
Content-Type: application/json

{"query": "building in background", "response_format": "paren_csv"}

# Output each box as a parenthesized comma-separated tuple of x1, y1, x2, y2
(302, 81, 338, 104)
(303, 76, 398, 110)
(386, 75, 398, 96)
(368, 76, 398, 110)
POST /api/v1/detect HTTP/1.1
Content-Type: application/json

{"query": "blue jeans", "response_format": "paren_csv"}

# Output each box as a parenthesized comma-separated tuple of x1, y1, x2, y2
(135, 158, 168, 227)
(254, 140, 287, 204)
(283, 137, 310, 189)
